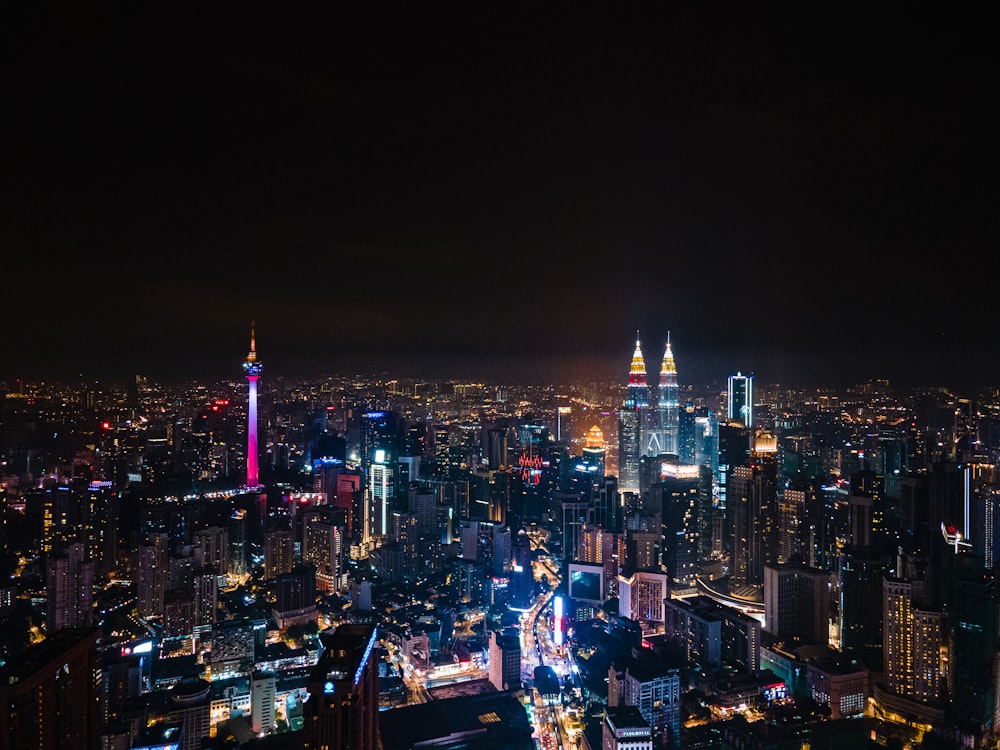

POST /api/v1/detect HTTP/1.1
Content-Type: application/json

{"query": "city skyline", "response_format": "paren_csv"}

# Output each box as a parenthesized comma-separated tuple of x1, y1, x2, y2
(2, 8, 996, 393)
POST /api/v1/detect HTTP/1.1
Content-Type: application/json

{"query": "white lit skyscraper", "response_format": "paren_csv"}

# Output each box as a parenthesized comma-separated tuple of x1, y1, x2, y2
(727, 372, 754, 428)
(618, 334, 651, 495)
(653, 333, 679, 456)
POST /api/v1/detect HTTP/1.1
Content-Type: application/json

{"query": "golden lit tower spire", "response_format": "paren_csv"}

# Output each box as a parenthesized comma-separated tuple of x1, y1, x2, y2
(659, 331, 677, 384)
(629, 330, 647, 386)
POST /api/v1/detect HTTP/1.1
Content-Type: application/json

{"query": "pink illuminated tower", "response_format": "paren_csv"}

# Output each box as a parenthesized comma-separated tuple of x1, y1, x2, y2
(242, 322, 262, 487)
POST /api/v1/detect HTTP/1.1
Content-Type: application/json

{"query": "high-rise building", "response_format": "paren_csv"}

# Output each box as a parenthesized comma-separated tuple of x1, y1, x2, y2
(619, 334, 651, 495)
(602, 705, 653, 750)
(777, 488, 807, 565)
(653, 333, 680, 457)
(83, 485, 118, 575)
(657, 457, 712, 587)
(943, 550, 997, 733)
(242, 322, 262, 487)
(763, 563, 830, 646)
(510, 529, 534, 609)
(304, 515, 345, 593)
(409, 485, 438, 537)
(46, 541, 95, 631)
(193, 525, 229, 574)
(303, 623, 380, 750)
(839, 550, 892, 668)
(161, 678, 212, 750)
(727, 372, 754, 428)
(273, 564, 318, 629)
(728, 430, 778, 589)
(608, 653, 682, 749)
(251, 670, 277, 735)
(136, 532, 169, 619)
(0, 626, 103, 750)
(663, 594, 761, 673)
(263, 528, 295, 579)
(229, 508, 248, 578)
(883, 576, 942, 708)
(488, 629, 522, 692)
(368, 450, 394, 541)
(617, 568, 668, 626)
(460, 520, 511, 576)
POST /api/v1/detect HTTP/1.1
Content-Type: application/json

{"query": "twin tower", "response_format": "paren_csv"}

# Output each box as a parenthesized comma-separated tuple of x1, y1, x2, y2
(618, 332, 679, 494)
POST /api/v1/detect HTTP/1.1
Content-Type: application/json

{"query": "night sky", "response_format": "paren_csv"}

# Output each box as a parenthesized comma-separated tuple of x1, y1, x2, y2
(3, 7, 997, 391)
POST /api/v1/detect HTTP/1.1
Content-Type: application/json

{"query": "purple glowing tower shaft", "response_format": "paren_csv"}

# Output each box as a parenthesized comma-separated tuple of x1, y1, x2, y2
(243, 323, 262, 487)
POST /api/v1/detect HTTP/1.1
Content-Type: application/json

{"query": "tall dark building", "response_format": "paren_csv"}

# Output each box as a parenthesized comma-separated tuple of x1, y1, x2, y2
(303, 623, 379, 750)
(0, 626, 103, 750)
(656, 456, 712, 587)
(510, 528, 534, 609)
(717, 421, 750, 557)
(728, 430, 778, 589)
(943, 550, 997, 735)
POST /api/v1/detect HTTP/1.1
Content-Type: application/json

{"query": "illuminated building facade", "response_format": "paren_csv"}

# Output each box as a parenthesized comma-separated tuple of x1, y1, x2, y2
(250, 670, 276, 735)
(618, 334, 650, 495)
(242, 322, 262, 487)
(46, 540, 95, 631)
(653, 333, 680, 457)
(657, 457, 712, 587)
(618, 568, 668, 627)
(727, 371, 753, 427)
(488, 629, 522, 692)
(728, 431, 778, 589)
(603, 705, 653, 750)
(763, 563, 830, 646)
(263, 529, 295, 579)
(883, 577, 942, 706)
(136, 532, 169, 618)
(303, 623, 380, 750)
(608, 657, 682, 749)
(368, 451, 392, 540)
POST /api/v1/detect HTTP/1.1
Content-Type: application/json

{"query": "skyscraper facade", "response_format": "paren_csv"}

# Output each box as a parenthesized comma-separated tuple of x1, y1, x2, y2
(303, 623, 380, 750)
(653, 334, 680, 457)
(618, 335, 651, 495)
(727, 372, 754, 428)
(46, 541, 95, 632)
(0, 626, 103, 750)
(488, 629, 522, 692)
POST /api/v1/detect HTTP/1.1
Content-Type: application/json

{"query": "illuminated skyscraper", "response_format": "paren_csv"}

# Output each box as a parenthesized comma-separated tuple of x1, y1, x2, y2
(488, 629, 522, 692)
(46, 541, 95, 631)
(727, 372, 754, 428)
(619, 333, 650, 495)
(303, 623, 380, 750)
(728, 430, 778, 589)
(652, 333, 680, 457)
(242, 322, 262, 487)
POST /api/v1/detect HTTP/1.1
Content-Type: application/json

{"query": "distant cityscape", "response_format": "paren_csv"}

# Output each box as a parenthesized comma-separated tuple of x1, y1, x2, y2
(1, 328, 999, 750)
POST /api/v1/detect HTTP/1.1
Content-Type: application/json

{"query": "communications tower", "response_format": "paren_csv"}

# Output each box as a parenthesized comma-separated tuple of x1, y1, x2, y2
(243, 322, 262, 487)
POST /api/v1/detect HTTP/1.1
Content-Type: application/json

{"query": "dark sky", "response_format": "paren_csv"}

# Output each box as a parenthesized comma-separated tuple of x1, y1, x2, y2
(2, 7, 997, 391)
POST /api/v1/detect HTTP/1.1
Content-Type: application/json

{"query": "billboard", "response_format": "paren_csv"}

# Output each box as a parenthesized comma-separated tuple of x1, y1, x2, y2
(567, 561, 605, 604)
